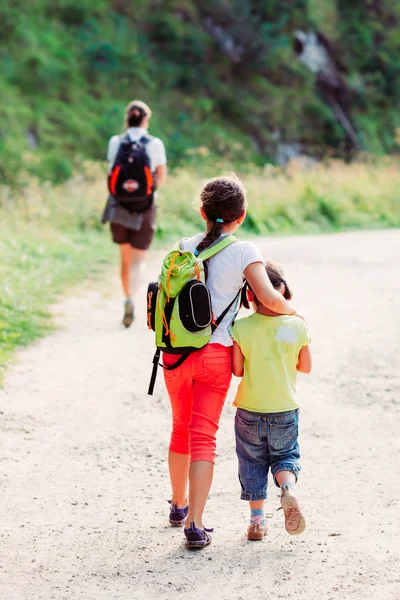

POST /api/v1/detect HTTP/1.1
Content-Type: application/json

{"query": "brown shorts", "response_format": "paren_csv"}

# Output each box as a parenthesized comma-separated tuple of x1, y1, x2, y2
(110, 206, 156, 250)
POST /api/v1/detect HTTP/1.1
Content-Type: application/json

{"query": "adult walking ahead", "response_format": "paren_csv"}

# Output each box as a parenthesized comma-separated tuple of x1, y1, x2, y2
(162, 175, 297, 549)
(102, 100, 167, 327)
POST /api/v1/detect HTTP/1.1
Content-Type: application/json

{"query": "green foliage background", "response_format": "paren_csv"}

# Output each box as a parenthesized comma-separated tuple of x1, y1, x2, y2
(1, 0, 400, 183)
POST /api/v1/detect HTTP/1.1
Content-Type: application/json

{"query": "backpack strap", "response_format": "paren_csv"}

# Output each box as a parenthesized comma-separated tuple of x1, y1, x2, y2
(148, 349, 192, 396)
(196, 235, 238, 261)
(213, 287, 242, 330)
(148, 349, 161, 396)
(139, 134, 153, 145)
(111, 133, 130, 163)
(197, 235, 241, 330)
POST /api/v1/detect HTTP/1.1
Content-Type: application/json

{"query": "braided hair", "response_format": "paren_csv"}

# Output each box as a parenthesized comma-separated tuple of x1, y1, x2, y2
(196, 175, 247, 254)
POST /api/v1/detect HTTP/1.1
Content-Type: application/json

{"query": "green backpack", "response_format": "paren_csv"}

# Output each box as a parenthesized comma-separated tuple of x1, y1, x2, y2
(147, 235, 241, 394)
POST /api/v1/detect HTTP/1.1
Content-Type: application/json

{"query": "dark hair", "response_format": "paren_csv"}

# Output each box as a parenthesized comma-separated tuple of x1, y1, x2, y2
(244, 260, 292, 308)
(127, 106, 146, 127)
(196, 175, 247, 254)
(124, 100, 152, 129)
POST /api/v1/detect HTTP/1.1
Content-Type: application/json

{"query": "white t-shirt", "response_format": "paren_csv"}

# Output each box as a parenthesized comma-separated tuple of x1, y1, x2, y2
(181, 233, 264, 347)
(107, 127, 167, 172)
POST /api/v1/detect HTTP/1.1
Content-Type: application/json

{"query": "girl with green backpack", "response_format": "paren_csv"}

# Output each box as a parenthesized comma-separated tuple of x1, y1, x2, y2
(153, 175, 297, 549)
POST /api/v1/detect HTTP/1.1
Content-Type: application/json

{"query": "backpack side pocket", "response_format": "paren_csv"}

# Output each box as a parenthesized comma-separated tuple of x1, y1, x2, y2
(178, 280, 212, 332)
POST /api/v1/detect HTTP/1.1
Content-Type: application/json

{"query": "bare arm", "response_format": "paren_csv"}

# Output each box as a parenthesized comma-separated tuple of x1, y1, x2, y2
(244, 262, 295, 315)
(155, 164, 167, 187)
(107, 136, 119, 173)
(297, 345, 312, 373)
(232, 341, 244, 377)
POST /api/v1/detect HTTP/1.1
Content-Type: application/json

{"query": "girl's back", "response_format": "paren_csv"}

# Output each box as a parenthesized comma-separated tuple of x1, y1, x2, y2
(231, 312, 310, 413)
(181, 233, 263, 346)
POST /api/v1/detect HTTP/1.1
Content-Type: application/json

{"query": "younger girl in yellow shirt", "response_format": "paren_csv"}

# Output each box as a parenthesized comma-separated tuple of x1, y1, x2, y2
(231, 260, 312, 540)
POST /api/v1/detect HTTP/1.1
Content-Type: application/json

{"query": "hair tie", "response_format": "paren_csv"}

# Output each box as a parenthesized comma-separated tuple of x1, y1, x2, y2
(215, 218, 224, 223)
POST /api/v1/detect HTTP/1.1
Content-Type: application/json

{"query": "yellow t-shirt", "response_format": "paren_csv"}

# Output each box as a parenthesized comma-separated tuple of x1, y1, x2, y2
(231, 313, 310, 413)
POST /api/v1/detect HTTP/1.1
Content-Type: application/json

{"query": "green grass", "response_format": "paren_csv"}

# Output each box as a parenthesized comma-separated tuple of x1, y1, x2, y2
(156, 159, 400, 238)
(2, 1, 400, 185)
(0, 230, 113, 383)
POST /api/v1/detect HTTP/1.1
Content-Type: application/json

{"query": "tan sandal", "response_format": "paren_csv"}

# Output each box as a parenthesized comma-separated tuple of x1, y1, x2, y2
(280, 485, 306, 535)
(247, 522, 268, 540)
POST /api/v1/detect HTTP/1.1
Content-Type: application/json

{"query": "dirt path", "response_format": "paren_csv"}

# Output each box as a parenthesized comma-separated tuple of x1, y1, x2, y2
(1, 230, 399, 600)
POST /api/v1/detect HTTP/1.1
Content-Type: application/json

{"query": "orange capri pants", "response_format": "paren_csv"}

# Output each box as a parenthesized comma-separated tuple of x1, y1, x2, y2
(163, 344, 232, 464)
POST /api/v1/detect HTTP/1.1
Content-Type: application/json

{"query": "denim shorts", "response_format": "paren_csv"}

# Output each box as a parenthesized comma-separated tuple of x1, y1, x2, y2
(235, 408, 301, 501)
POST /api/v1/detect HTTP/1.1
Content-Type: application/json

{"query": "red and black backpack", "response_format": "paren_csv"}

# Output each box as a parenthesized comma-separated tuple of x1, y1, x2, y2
(108, 134, 155, 213)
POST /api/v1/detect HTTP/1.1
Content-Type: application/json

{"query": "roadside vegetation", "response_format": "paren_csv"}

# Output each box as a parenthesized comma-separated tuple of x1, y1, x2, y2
(2, 1, 400, 185)
(0, 230, 113, 381)
(1, 157, 399, 382)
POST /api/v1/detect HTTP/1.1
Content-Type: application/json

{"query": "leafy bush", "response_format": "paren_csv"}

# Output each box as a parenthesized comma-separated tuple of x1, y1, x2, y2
(2, 158, 399, 236)
(1, 1, 400, 184)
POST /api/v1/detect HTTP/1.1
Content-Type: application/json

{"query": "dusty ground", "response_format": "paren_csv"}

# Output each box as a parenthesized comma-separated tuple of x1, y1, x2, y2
(1, 230, 400, 600)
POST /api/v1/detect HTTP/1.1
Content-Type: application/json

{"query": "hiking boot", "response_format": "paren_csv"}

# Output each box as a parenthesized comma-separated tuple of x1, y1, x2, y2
(281, 485, 306, 535)
(122, 298, 134, 328)
(169, 501, 188, 527)
(247, 522, 268, 541)
(184, 522, 213, 549)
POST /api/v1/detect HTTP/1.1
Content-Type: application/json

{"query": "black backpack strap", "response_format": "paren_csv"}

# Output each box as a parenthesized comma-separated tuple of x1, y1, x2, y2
(212, 287, 242, 331)
(148, 349, 161, 396)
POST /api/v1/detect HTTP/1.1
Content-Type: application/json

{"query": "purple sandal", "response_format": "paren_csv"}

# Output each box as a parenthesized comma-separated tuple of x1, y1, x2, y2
(168, 501, 189, 527)
(184, 522, 213, 549)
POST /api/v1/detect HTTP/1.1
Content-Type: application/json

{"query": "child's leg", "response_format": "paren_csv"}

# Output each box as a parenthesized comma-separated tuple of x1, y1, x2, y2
(249, 499, 266, 523)
(248, 499, 267, 541)
(169, 451, 190, 507)
(275, 470, 296, 488)
(186, 346, 232, 530)
(163, 354, 194, 523)
(235, 410, 269, 540)
(268, 410, 305, 535)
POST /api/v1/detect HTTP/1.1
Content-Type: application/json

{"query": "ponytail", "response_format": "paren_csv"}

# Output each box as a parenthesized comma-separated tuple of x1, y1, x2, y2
(124, 100, 152, 129)
(127, 106, 146, 127)
(281, 279, 292, 300)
